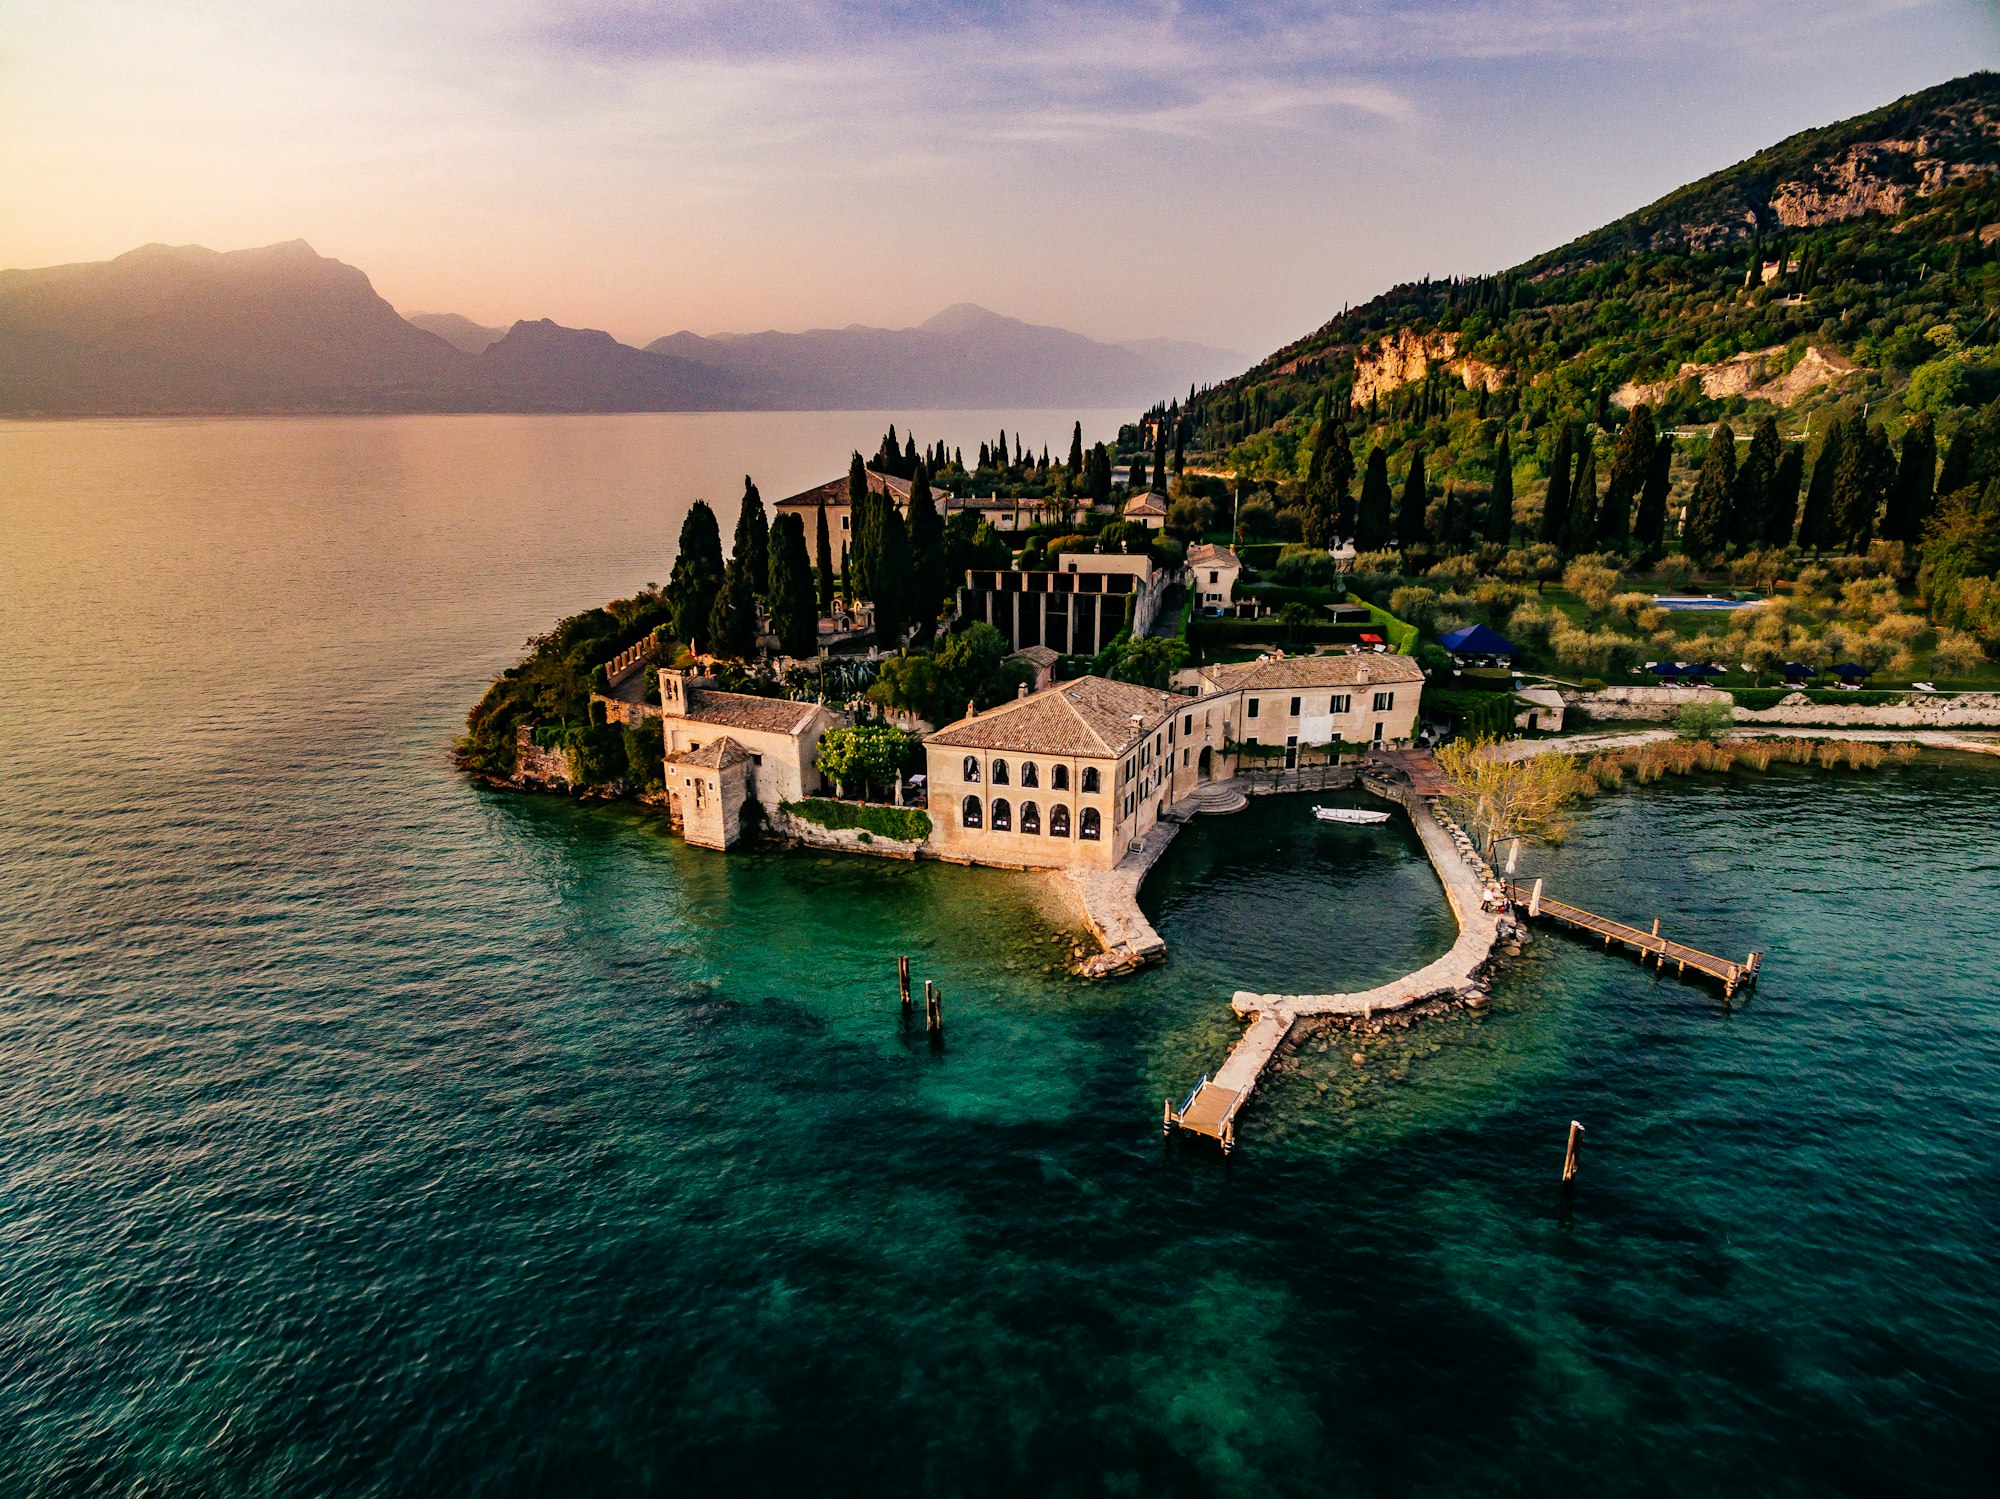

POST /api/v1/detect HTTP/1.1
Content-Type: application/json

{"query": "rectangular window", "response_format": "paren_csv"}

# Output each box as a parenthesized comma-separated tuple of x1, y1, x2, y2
(1183, 714, 1192, 735)
(1373, 691, 1395, 711)
(1247, 698, 1260, 719)
(1289, 696, 1300, 716)
(1331, 694, 1350, 714)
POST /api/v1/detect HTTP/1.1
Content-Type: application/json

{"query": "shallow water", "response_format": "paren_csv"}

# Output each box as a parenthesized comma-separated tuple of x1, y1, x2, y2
(3, 416, 1998, 1495)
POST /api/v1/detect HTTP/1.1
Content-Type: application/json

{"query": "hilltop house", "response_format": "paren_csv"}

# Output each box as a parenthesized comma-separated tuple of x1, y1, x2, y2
(1121, 490, 1169, 529)
(657, 667, 845, 849)
(1186, 542, 1241, 611)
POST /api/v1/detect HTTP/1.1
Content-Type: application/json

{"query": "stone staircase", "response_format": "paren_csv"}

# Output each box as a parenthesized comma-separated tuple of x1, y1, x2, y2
(1186, 778, 1249, 815)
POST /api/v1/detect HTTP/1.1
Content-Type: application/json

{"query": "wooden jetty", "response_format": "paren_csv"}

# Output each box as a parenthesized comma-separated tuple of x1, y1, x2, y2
(1505, 881, 1761, 998)
(1165, 1012, 1291, 1154)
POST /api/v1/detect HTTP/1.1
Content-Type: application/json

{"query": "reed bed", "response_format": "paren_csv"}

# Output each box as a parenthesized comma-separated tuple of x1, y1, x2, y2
(1582, 735, 1915, 788)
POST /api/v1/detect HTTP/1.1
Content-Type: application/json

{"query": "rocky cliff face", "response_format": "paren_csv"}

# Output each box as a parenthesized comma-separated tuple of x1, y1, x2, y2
(1613, 344, 1858, 410)
(1349, 328, 1506, 404)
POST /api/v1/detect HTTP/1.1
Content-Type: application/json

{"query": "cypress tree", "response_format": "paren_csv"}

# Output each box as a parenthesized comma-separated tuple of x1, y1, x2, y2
(872, 508, 913, 647)
(1087, 443, 1113, 508)
(1356, 445, 1394, 550)
(1395, 444, 1429, 549)
(814, 498, 835, 615)
(1882, 411, 1937, 543)
(1634, 437, 1672, 554)
(1765, 444, 1803, 548)
(1303, 419, 1352, 548)
(1564, 436, 1598, 555)
(903, 433, 919, 475)
(732, 476, 769, 596)
(1798, 419, 1844, 550)
(847, 452, 876, 599)
(1729, 418, 1779, 551)
(767, 513, 818, 658)
(1483, 431, 1515, 544)
(1068, 421, 1084, 475)
(838, 544, 850, 605)
(1830, 416, 1888, 552)
(1599, 405, 1654, 548)
(905, 463, 947, 635)
(1683, 422, 1737, 561)
(1152, 423, 1168, 493)
(707, 559, 757, 659)
(1936, 419, 1975, 498)
(1539, 422, 1574, 546)
(669, 500, 725, 651)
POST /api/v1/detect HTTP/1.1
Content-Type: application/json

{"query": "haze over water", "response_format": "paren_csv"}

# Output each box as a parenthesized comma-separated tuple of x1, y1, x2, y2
(3, 414, 1998, 1495)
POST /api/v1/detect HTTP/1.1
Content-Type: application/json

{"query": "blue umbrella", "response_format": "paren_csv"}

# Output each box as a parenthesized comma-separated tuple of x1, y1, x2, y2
(1652, 662, 1685, 678)
(1832, 662, 1869, 678)
(1685, 663, 1726, 678)
(1781, 662, 1814, 678)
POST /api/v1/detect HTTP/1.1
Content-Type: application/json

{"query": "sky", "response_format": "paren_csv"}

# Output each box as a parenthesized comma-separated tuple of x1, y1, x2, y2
(3, 2, 1998, 359)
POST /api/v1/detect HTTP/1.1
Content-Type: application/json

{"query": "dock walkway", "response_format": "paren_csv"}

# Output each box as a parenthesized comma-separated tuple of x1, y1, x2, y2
(1506, 882, 1760, 996)
(1168, 772, 1511, 1151)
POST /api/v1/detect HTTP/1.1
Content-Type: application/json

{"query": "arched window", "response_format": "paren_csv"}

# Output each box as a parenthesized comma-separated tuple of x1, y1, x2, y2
(1020, 761, 1038, 788)
(962, 795, 982, 828)
(991, 797, 1012, 831)
(1080, 766, 1100, 794)
(962, 756, 981, 783)
(1020, 801, 1040, 834)
(991, 759, 1010, 786)
(1079, 807, 1100, 840)
(1051, 764, 1069, 791)
(1049, 805, 1071, 837)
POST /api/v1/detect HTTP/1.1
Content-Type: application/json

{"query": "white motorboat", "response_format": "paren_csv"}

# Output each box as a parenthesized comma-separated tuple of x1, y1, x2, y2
(1313, 805, 1391, 825)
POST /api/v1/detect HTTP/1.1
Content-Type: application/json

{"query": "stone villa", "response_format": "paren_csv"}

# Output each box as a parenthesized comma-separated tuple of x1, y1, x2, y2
(656, 668, 845, 850)
(924, 651, 1426, 871)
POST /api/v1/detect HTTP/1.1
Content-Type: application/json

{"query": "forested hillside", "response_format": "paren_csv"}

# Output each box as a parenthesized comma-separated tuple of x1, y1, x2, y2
(1149, 72, 2000, 650)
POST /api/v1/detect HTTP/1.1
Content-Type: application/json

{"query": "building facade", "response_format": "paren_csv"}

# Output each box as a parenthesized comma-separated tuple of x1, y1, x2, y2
(923, 676, 1232, 871)
(1186, 542, 1242, 611)
(657, 668, 846, 848)
(1187, 653, 1425, 758)
(959, 553, 1169, 656)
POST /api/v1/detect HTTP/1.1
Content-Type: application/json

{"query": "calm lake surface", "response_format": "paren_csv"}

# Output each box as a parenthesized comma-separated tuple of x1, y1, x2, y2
(3, 414, 1998, 1496)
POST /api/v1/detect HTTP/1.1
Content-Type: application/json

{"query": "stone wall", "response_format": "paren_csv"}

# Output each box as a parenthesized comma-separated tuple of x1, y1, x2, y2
(513, 724, 573, 788)
(1565, 685, 2000, 729)
(768, 806, 925, 860)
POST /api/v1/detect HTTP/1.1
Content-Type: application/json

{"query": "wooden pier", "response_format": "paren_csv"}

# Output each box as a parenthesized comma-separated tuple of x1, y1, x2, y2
(1505, 881, 1761, 998)
(1165, 1012, 1291, 1153)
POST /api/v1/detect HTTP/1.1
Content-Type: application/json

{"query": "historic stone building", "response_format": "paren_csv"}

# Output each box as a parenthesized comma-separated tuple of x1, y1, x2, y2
(1185, 652, 1425, 758)
(657, 668, 845, 849)
(922, 676, 1234, 870)
(959, 552, 1170, 656)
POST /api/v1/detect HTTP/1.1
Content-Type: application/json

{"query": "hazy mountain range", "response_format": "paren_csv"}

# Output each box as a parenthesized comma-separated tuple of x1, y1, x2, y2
(0, 242, 1238, 416)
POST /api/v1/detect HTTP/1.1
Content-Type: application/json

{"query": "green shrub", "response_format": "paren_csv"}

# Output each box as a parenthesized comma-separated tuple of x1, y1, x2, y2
(1729, 688, 1792, 711)
(1675, 699, 1735, 741)
(784, 799, 932, 842)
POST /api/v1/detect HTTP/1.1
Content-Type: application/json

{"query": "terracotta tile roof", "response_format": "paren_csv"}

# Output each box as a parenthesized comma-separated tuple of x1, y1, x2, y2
(682, 688, 821, 735)
(1195, 652, 1426, 693)
(925, 675, 1179, 757)
(1122, 491, 1169, 518)
(1186, 543, 1240, 569)
(666, 735, 754, 770)
(1008, 645, 1060, 668)
(773, 470, 911, 510)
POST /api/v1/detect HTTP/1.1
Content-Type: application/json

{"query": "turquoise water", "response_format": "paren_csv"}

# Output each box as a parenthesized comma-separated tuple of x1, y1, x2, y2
(4, 416, 1999, 1495)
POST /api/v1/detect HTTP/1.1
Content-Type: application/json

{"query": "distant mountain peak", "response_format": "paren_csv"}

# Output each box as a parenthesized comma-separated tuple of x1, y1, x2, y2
(919, 302, 1016, 335)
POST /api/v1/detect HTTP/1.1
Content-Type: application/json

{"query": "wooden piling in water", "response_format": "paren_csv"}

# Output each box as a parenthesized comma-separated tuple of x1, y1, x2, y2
(925, 980, 941, 1039)
(1562, 1120, 1584, 1186)
(898, 955, 911, 1012)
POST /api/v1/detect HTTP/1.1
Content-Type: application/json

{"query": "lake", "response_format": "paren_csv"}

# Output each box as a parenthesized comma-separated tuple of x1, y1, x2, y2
(2, 414, 1997, 1496)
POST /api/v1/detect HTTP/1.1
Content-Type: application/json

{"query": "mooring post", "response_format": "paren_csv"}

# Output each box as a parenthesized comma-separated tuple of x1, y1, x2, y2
(898, 955, 911, 1011)
(1163, 1097, 1173, 1135)
(925, 980, 942, 1040)
(1562, 1120, 1584, 1186)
